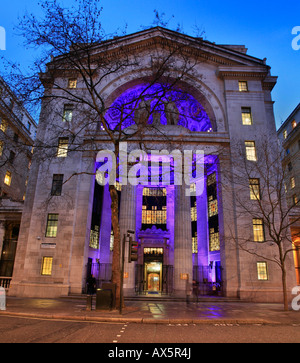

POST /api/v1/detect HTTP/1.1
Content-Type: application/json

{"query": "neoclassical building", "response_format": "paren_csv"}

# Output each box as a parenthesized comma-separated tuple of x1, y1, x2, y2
(8, 27, 297, 302)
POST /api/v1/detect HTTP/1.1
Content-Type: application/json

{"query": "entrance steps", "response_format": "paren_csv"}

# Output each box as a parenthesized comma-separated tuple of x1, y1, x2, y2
(61, 293, 240, 303)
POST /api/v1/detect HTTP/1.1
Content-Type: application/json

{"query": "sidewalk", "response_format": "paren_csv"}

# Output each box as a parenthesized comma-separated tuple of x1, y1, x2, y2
(1, 295, 300, 326)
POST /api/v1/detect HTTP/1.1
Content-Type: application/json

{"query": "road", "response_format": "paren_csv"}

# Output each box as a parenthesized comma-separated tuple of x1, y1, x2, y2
(0, 315, 299, 344)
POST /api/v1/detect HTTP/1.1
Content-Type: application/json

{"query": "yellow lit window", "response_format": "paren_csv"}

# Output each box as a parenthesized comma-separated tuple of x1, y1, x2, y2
(291, 177, 296, 189)
(4, 171, 11, 186)
(0, 141, 3, 156)
(253, 219, 265, 242)
(68, 78, 77, 89)
(257, 262, 268, 280)
(283, 130, 287, 139)
(249, 178, 260, 200)
(241, 107, 252, 125)
(41, 257, 53, 276)
(0, 119, 7, 133)
(239, 81, 248, 92)
(57, 137, 69, 158)
(245, 141, 257, 161)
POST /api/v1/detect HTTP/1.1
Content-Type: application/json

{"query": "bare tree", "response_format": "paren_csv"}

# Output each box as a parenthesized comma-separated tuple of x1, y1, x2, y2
(2, 0, 207, 308)
(222, 136, 299, 310)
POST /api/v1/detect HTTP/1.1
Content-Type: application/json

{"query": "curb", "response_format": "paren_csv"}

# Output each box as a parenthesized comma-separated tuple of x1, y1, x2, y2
(0, 311, 279, 325)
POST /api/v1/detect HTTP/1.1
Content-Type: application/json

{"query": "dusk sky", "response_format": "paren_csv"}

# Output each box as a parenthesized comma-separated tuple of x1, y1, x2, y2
(0, 0, 299, 129)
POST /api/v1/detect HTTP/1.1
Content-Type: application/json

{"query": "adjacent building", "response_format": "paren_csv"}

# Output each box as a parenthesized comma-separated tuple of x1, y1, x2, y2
(8, 27, 297, 302)
(277, 103, 300, 284)
(0, 77, 37, 286)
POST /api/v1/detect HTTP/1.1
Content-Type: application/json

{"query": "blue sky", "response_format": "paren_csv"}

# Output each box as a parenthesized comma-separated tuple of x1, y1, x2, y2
(0, 0, 299, 129)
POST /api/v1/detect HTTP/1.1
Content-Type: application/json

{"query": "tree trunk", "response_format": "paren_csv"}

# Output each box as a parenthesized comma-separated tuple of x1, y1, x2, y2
(109, 184, 122, 309)
(279, 244, 289, 311)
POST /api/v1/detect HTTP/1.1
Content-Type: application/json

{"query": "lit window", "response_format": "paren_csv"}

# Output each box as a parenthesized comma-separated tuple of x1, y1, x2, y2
(283, 130, 287, 139)
(239, 81, 248, 92)
(293, 195, 298, 206)
(0, 119, 7, 133)
(68, 78, 77, 89)
(257, 262, 268, 280)
(57, 137, 69, 158)
(51, 174, 64, 196)
(62, 105, 73, 122)
(249, 178, 260, 200)
(192, 234, 198, 254)
(191, 203, 197, 221)
(142, 188, 167, 230)
(245, 141, 257, 161)
(41, 257, 53, 276)
(241, 107, 252, 125)
(45, 213, 59, 238)
(292, 120, 297, 129)
(253, 218, 265, 242)
(0, 141, 3, 156)
(4, 171, 11, 186)
(291, 177, 296, 189)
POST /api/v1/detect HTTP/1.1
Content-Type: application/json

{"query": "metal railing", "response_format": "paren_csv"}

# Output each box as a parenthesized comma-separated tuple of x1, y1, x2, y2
(0, 277, 11, 289)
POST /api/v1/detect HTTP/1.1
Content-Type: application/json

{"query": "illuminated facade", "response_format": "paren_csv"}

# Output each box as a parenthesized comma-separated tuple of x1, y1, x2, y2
(8, 28, 297, 302)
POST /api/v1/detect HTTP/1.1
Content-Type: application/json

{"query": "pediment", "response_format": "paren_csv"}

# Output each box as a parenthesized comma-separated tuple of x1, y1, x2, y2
(90, 27, 269, 69)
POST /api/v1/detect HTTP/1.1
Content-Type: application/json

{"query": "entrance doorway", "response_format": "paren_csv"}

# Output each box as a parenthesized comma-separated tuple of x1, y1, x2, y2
(145, 261, 162, 292)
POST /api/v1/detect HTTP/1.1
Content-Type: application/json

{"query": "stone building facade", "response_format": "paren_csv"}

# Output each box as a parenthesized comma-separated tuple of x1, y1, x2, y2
(8, 28, 297, 302)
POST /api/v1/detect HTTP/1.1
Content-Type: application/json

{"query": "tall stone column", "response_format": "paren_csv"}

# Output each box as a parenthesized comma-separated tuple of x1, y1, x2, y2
(197, 175, 208, 267)
(174, 184, 193, 296)
(0, 221, 5, 258)
(119, 184, 137, 295)
(99, 184, 112, 264)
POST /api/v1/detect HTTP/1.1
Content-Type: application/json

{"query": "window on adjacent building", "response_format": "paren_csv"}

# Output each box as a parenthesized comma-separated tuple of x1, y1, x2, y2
(62, 105, 73, 122)
(57, 137, 69, 158)
(292, 120, 297, 129)
(245, 141, 257, 161)
(0, 119, 7, 133)
(241, 107, 252, 125)
(41, 257, 53, 276)
(257, 262, 268, 280)
(4, 171, 11, 186)
(249, 178, 260, 200)
(51, 174, 64, 196)
(68, 78, 77, 89)
(45, 213, 59, 238)
(253, 218, 265, 242)
(9, 151, 15, 164)
(283, 130, 287, 139)
(293, 195, 298, 206)
(288, 162, 293, 172)
(291, 177, 296, 189)
(0, 141, 3, 156)
(239, 81, 248, 92)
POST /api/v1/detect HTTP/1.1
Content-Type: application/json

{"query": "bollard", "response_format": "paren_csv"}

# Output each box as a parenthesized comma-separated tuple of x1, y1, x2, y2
(0, 287, 6, 311)
(86, 294, 92, 311)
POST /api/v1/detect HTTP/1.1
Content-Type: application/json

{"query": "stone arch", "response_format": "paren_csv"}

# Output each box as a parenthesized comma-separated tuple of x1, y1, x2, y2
(102, 76, 221, 132)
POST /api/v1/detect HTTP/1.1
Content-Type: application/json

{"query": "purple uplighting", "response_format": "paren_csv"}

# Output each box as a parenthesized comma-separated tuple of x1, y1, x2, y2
(106, 83, 213, 132)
